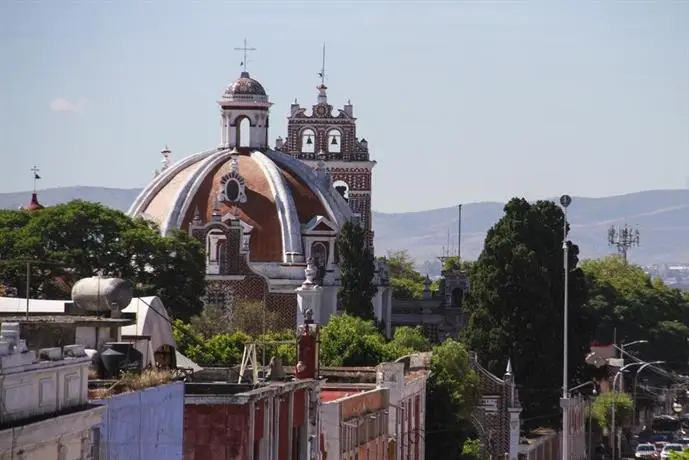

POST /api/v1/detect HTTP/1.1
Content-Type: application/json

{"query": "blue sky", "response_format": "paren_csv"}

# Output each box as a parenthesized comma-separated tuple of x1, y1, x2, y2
(1, 1, 687, 212)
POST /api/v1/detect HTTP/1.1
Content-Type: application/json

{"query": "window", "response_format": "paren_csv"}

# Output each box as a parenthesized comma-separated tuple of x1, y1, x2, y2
(238, 117, 251, 147)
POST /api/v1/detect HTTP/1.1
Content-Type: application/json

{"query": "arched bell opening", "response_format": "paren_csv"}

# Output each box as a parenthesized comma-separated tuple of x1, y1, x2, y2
(236, 116, 251, 148)
(326, 129, 342, 154)
(300, 128, 316, 154)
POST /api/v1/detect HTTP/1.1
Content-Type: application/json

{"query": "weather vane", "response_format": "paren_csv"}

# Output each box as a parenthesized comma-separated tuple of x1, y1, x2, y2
(234, 38, 256, 73)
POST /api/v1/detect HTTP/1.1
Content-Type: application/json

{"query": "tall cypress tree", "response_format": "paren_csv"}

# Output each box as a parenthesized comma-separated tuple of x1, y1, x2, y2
(336, 221, 377, 320)
(462, 198, 593, 428)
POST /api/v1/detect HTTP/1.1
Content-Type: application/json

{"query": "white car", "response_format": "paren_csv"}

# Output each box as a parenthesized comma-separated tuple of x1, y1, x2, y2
(660, 443, 684, 459)
(636, 443, 658, 459)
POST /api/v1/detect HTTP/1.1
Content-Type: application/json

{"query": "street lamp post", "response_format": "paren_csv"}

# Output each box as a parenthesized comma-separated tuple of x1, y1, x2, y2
(612, 363, 644, 460)
(560, 194, 572, 460)
(618, 340, 648, 359)
(615, 340, 648, 392)
(589, 390, 596, 460)
(632, 361, 665, 433)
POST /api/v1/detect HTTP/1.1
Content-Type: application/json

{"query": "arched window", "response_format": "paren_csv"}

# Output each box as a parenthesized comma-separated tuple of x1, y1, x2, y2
(311, 242, 328, 283)
(301, 128, 316, 154)
(332, 180, 349, 202)
(206, 229, 226, 275)
(327, 129, 342, 154)
(237, 117, 251, 147)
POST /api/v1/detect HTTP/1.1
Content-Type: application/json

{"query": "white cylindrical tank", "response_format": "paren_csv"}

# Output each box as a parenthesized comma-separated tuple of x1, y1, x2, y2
(71, 277, 133, 313)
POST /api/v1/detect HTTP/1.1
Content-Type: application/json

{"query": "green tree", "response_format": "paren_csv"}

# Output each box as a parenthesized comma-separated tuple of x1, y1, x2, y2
(0, 200, 206, 321)
(441, 256, 475, 274)
(590, 392, 633, 429)
(385, 326, 432, 357)
(425, 339, 481, 460)
(582, 256, 689, 372)
(669, 450, 689, 460)
(384, 250, 441, 300)
(462, 198, 592, 428)
(461, 438, 481, 460)
(319, 313, 389, 366)
(337, 221, 377, 319)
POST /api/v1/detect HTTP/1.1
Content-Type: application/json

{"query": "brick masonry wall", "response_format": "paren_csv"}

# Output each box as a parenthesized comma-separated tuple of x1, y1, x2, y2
(184, 404, 251, 460)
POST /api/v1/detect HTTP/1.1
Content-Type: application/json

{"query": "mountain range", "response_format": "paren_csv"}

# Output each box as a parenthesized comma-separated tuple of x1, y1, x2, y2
(2, 186, 689, 275)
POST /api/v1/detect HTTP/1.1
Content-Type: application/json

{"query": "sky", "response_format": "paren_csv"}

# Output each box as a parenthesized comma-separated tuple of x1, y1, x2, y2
(0, 1, 687, 213)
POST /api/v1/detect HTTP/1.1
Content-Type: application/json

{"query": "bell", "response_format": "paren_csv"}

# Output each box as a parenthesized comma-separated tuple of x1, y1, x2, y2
(306, 136, 313, 145)
(330, 136, 338, 146)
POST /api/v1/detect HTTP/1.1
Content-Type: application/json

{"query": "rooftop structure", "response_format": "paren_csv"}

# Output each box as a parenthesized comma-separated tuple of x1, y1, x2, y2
(0, 322, 104, 458)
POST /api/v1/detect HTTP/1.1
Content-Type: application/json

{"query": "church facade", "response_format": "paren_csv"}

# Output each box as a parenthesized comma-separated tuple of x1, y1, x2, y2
(128, 70, 391, 333)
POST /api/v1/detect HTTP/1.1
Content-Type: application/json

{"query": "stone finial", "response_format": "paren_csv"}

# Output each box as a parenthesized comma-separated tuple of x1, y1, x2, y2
(505, 358, 513, 377)
(192, 206, 203, 225)
(211, 202, 222, 222)
(303, 258, 317, 286)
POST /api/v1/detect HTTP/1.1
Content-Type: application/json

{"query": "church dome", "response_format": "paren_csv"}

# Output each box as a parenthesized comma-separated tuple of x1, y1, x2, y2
(128, 148, 351, 263)
(24, 192, 44, 211)
(223, 72, 267, 99)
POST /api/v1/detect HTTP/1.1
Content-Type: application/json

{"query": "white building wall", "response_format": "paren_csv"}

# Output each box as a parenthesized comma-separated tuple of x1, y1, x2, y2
(0, 322, 104, 459)
(0, 407, 104, 460)
(321, 402, 341, 460)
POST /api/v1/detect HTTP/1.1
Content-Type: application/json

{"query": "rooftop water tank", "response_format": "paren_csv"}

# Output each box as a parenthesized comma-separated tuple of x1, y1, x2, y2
(99, 347, 127, 379)
(71, 277, 133, 313)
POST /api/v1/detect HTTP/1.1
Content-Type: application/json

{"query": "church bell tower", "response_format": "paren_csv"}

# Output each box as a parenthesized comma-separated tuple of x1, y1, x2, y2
(276, 46, 376, 249)
(218, 40, 273, 151)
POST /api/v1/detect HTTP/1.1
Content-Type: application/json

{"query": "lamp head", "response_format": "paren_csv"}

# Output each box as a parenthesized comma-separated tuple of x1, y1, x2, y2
(560, 194, 572, 209)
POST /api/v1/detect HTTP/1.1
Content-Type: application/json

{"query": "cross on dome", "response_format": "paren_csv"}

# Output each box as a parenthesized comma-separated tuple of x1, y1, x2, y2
(234, 38, 256, 73)
(317, 43, 327, 88)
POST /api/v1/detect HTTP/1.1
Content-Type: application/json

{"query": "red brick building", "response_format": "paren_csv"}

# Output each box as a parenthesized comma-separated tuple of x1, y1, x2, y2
(318, 358, 429, 460)
(184, 379, 320, 460)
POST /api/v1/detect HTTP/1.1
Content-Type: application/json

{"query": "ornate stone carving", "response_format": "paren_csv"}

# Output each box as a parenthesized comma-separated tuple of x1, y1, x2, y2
(218, 156, 247, 204)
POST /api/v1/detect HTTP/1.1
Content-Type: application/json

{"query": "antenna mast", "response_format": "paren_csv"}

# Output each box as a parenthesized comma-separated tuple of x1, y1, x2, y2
(608, 223, 640, 263)
(457, 204, 462, 262)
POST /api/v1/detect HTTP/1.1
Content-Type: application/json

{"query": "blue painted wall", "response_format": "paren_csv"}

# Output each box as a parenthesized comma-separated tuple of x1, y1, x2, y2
(94, 381, 184, 460)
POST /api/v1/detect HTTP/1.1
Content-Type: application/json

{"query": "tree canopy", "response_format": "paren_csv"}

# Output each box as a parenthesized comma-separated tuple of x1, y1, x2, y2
(425, 339, 481, 460)
(0, 200, 206, 321)
(581, 255, 689, 372)
(590, 391, 633, 429)
(385, 250, 427, 299)
(337, 221, 377, 319)
(461, 198, 593, 427)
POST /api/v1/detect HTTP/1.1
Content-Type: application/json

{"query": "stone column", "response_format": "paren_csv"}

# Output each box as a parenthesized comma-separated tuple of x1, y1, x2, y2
(296, 259, 323, 327)
(508, 408, 521, 460)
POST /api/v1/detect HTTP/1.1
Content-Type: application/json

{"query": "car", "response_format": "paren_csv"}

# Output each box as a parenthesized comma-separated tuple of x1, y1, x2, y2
(660, 443, 684, 459)
(636, 443, 659, 459)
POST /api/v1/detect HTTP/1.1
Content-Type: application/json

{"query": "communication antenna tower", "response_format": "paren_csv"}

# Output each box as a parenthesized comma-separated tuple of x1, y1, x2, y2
(608, 223, 640, 263)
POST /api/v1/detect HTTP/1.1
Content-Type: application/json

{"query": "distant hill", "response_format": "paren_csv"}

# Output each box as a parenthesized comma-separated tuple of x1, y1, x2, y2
(3, 187, 689, 273)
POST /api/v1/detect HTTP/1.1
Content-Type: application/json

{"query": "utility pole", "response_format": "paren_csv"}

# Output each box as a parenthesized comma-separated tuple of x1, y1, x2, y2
(608, 224, 640, 263)
(560, 194, 572, 460)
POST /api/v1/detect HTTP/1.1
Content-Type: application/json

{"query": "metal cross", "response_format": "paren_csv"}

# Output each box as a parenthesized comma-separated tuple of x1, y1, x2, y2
(318, 43, 327, 86)
(30, 165, 40, 192)
(234, 39, 256, 72)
